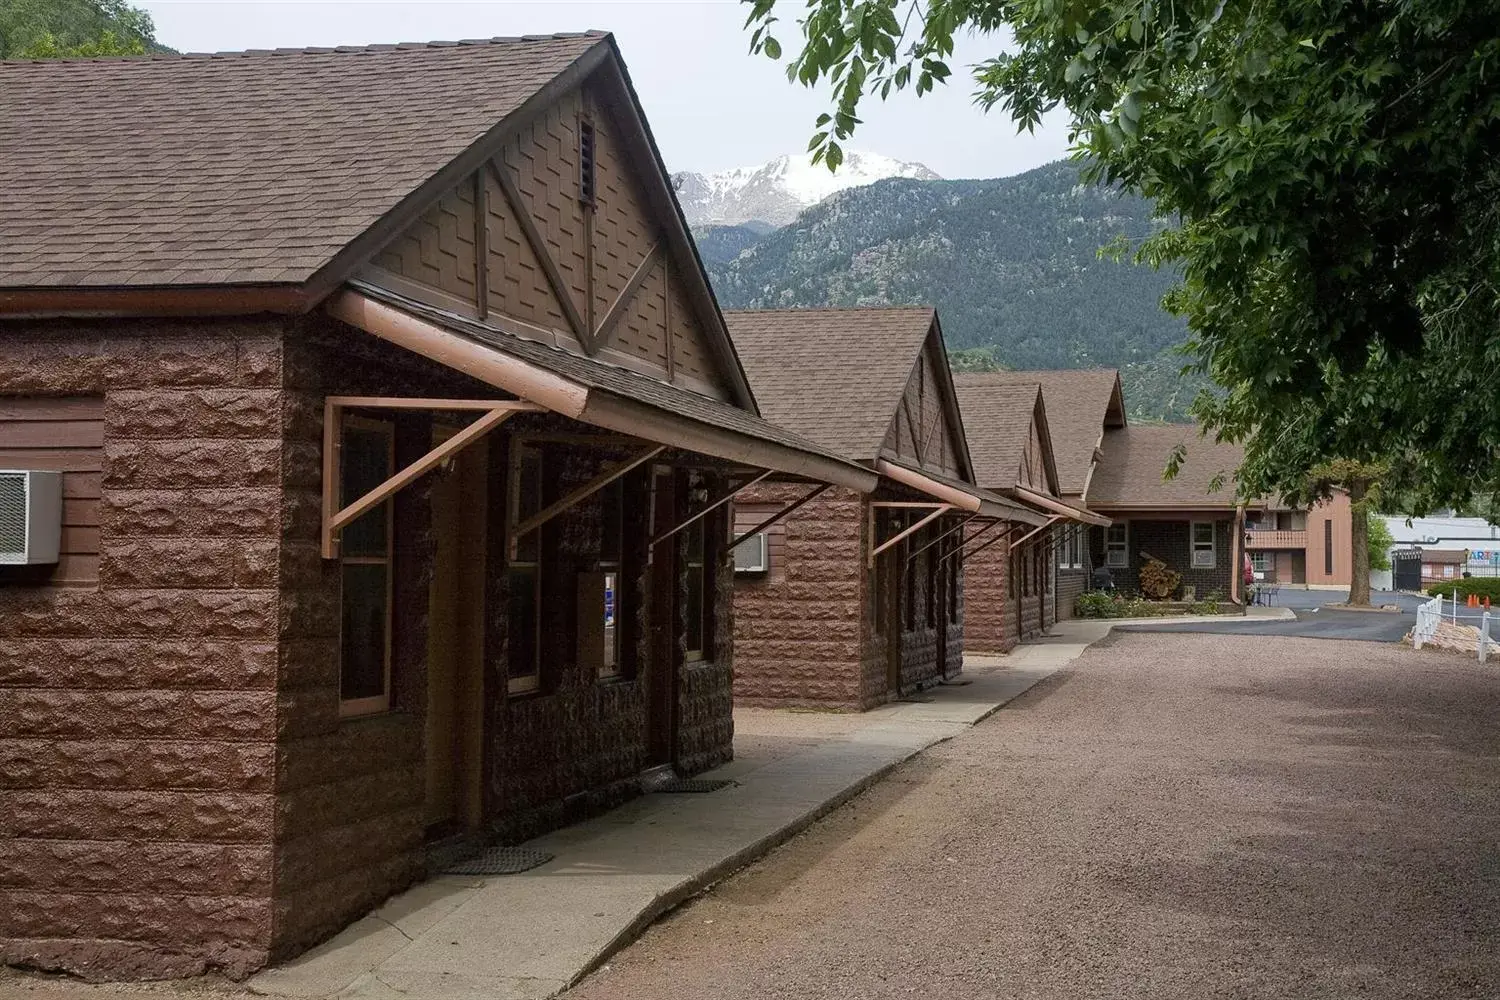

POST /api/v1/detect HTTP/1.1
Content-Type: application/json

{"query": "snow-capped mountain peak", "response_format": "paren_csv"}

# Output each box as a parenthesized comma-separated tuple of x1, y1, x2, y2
(672, 150, 941, 229)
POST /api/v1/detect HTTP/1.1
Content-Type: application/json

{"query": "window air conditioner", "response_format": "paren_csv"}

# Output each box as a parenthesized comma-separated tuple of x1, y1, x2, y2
(733, 532, 769, 573)
(0, 470, 62, 565)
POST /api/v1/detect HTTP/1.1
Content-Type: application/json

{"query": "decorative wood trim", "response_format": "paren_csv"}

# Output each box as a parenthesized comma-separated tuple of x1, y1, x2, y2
(473, 171, 490, 320)
(902, 392, 925, 465)
(663, 260, 675, 381)
(301, 40, 612, 306)
(488, 158, 592, 350)
(593, 242, 660, 350)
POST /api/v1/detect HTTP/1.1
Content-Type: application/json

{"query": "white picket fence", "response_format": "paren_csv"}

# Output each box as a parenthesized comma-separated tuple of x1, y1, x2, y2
(1412, 592, 1495, 662)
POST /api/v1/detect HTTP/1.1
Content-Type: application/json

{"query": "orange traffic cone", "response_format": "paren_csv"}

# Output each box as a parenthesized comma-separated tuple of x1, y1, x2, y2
(1469, 594, 1480, 609)
(1486, 596, 1492, 610)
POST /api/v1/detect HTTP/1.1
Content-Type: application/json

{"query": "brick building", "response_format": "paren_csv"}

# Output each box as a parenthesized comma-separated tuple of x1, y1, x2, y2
(952, 379, 1108, 652)
(1086, 424, 1248, 602)
(0, 36, 877, 979)
(723, 309, 1043, 709)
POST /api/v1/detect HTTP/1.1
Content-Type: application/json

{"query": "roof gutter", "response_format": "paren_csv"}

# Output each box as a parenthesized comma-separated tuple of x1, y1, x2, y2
(1014, 485, 1111, 527)
(326, 291, 590, 417)
(876, 459, 1045, 525)
(327, 289, 877, 494)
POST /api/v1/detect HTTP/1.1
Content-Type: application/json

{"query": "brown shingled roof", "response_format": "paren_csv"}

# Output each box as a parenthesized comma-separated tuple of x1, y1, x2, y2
(951, 369, 1122, 497)
(724, 307, 938, 462)
(0, 34, 605, 288)
(953, 381, 1044, 492)
(1087, 424, 1244, 508)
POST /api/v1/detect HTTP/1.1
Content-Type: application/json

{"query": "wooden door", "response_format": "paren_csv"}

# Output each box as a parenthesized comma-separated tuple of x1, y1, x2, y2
(646, 467, 679, 768)
(425, 431, 487, 836)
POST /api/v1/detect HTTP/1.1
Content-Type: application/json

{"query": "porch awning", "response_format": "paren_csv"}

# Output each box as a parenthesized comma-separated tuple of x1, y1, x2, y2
(327, 286, 879, 493)
(876, 459, 1047, 526)
(1013, 485, 1111, 527)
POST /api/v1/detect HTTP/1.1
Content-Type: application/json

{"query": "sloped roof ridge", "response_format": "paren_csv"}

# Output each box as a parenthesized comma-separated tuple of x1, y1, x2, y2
(0, 31, 608, 64)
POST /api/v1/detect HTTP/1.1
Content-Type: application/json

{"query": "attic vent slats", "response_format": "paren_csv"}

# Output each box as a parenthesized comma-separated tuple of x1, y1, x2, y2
(579, 120, 597, 205)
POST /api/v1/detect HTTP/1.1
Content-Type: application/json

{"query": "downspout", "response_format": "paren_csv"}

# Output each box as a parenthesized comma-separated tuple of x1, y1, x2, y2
(1233, 503, 1245, 605)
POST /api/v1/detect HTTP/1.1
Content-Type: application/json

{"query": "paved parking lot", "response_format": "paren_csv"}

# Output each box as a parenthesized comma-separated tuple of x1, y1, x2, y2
(1122, 589, 1423, 643)
(567, 632, 1500, 1000)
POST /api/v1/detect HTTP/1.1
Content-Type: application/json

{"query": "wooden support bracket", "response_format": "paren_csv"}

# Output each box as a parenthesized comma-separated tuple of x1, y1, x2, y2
(512, 446, 666, 545)
(728, 484, 831, 551)
(869, 504, 952, 568)
(905, 512, 977, 566)
(650, 469, 773, 548)
(322, 398, 541, 558)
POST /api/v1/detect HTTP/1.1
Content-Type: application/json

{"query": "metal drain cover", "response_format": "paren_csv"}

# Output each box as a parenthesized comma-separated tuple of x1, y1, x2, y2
(653, 778, 734, 794)
(442, 846, 553, 876)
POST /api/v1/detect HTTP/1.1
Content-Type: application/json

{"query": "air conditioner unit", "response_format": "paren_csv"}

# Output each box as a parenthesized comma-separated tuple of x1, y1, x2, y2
(733, 532, 769, 574)
(0, 470, 62, 565)
(1191, 550, 1216, 569)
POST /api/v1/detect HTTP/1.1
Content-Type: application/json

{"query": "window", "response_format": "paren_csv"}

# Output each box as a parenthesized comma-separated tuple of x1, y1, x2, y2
(1057, 525, 1083, 570)
(947, 535, 961, 624)
(1191, 521, 1216, 569)
(578, 120, 597, 205)
(1250, 551, 1272, 573)
(508, 443, 543, 694)
(1106, 522, 1129, 568)
(339, 418, 394, 717)
(903, 514, 917, 630)
(684, 515, 706, 661)
(1324, 519, 1334, 576)
(598, 478, 623, 679)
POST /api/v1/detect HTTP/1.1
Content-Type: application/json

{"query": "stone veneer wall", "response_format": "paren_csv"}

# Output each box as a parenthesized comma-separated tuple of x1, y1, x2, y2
(0, 317, 287, 979)
(962, 523, 1014, 654)
(732, 485, 866, 708)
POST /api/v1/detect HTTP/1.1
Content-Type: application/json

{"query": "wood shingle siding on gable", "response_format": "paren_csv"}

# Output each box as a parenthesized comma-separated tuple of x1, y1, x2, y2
(881, 335, 964, 479)
(0, 396, 104, 586)
(360, 76, 733, 403)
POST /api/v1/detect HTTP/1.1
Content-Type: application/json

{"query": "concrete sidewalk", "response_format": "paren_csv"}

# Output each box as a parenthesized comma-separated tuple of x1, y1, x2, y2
(247, 613, 1302, 1000)
(248, 635, 1103, 1000)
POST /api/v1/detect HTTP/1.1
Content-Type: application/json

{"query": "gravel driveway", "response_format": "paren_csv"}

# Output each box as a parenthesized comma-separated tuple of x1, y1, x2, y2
(567, 633, 1500, 1000)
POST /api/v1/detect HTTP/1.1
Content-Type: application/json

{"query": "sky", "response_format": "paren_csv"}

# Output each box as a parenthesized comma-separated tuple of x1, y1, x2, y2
(137, 0, 1072, 179)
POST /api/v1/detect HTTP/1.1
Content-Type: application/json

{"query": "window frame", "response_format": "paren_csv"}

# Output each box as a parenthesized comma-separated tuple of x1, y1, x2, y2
(1191, 520, 1217, 569)
(683, 511, 707, 663)
(507, 441, 544, 696)
(1250, 550, 1272, 573)
(1106, 522, 1129, 568)
(597, 477, 625, 681)
(338, 415, 395, 720)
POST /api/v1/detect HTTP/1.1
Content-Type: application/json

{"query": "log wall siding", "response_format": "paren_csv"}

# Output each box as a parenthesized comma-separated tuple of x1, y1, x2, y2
(0, 318, 286, 980)
(0, 396, 104, 586)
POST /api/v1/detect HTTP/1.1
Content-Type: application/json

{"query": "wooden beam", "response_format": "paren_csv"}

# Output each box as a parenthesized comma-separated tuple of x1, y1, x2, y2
(870, 504, 952, 568)
(905, 512, 977, 566)
(327, 396, 539, 412)
(324, 405, 524, 558)
(473, 171, 490, 320)
(663, 260, 675, 381)
(941, 522, 1020, 567)
(650, 469, 774, 548)
(321, 396, 343, 559)
(728, 484, 831, 550)
(902, 393, 925, 465)
(489, 158, 591, 351)
(513, 446, 665, 542)
(593, 243, 661, 350)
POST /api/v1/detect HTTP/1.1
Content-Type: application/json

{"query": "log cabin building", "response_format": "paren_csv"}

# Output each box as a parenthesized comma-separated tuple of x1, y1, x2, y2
(952, 378, 1108, 652)
(723, 308, 1044, 709)
(0, 35, 878, 979)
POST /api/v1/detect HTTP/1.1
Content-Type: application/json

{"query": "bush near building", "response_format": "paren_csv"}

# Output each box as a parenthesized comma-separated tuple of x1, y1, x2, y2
(1425, 577, 1500, 601)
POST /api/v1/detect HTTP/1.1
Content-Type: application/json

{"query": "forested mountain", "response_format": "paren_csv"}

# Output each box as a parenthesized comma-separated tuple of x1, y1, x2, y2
(701, 159, 1206, 421)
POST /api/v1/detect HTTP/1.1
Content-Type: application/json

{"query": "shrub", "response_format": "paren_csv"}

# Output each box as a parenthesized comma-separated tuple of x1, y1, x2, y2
(1074, 591, 1178, 619)
(1075, 591, 1117, 618)
(1425, 577, 1500, 601)
(1189, 589, 1226, 615)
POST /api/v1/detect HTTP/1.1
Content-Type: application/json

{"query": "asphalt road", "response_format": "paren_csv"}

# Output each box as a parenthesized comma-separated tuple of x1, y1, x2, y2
(1120, 589, 1423, 643)
(566, 632, 1500, 1000)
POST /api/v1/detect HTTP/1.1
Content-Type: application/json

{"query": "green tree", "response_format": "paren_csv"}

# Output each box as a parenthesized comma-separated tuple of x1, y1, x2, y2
(1302, 459, 1387, 606)
(742, 0, 1500, 511)
(1, 0, 161, 58)
(1367, 510, 1394, 573)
